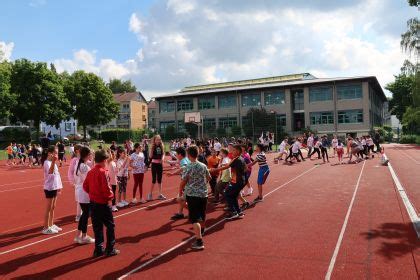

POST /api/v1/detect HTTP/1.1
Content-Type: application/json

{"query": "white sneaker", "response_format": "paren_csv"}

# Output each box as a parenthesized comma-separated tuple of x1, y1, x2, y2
(147, 193, 153, 201)
(80, 236, 95, 244)
(158, 194, 167, 200)
(42, 227, 58, 235)
(75, 215, 80, 222)
(139, 199, 147, 204)
(131, 198, 138, 204)
(51, 224, 62, 232)
(111, 205, 118, 212)
(74, 236, 82, 243)
(122, 200, 129, 206)
(117, 202, 125, 208)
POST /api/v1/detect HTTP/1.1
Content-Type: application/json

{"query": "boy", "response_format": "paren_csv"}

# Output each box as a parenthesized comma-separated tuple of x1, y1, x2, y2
(167, 147, 190, 220)
(180, 146, 211, 250)
(206, 148, 220, 195)
(83, 150, 119, 257)
(213, 148, 231, 204)
(248, 144, 270, 203)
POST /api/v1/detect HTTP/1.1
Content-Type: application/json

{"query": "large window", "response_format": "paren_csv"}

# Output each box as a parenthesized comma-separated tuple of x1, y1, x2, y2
(203, 118, 216, 130)
(218, 117, 237, 128)
(242, 92, 261, 107)
(264, 90, 285, 105)
(159, 121, 175, 131)
(292, 89, 304, 110)
(177, 120, 186, 132)
(159, 101, 175, 113)
(337, 84, 362, 100)
(310, 111, 334, 125)
(218, 95, 236, 108)
(198, 97, 215, 110)
(276, 114, 286, 127)
(338, 110, 363, 124)
(177, 99, 193, 111)
(309, 86, 332, 102)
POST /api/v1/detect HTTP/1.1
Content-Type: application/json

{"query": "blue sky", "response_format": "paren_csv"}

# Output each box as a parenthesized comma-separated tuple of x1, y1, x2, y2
(0, 0, 418, 98)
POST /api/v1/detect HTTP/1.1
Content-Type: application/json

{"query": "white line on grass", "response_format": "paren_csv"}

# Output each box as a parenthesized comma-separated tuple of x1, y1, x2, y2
(324, 160, 366, 280)
(117, 165, 319, 279)
(385, 155, 420, 238)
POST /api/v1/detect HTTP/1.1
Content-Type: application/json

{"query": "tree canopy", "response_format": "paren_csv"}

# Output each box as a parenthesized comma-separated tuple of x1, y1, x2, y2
(0, 61, 15, 120)
(107, 78, 137, 93)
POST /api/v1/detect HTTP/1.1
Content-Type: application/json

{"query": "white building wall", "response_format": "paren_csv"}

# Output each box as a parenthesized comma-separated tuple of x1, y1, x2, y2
(40, 118, 78, 137)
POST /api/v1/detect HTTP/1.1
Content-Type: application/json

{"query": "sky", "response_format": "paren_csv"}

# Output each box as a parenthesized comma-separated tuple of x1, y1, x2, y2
(0, 0, 418, 98)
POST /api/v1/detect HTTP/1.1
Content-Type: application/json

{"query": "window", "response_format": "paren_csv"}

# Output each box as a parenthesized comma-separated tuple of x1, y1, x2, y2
(65, 122, 72, 131)
(292, 89, 304, 110)
(309, 86, 332, 102)
(264, 90, 285, 105)
(242, 92, 261, 107)
(177, 99, 193, 111)
(159, 101, 175, 113)
(218, 117, 237, 128)
(142, 105, 146, 111)
(310, 112, 334, 125)
(218, 95, 236, 108)
(203, 118, 216, 130)
(177, 120, 186, 132)
(159, 121, 175, 131)
(122, 104, 130, 109)
(338, 110, 363, 124)
(276, 114, 286, 127)
(337, 84, 362, 100)
(198, 97, 215, 110)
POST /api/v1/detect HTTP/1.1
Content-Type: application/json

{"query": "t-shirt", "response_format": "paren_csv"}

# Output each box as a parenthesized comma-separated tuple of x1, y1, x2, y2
(43, 160, 63, 191)
(117, 158, 129, 177)
(220, 157, 231, 183)
(292, 141, 301, 153)
(332, 138, 338, 148)
(214, 142, 222, 152)
(207, 156, 220, 176)
(6, 146, 13, 155)
(108, 161, 118, 186)
(74, 162, 90, 203)
(255, 152, 268, 167)
(130, 152, 145, 174)
(57, 143, 65, 154)
(307, 137, 314, 147)
(230, 156, 246, 186)
(151, 145, 163, 161)
(181, 161, 210, 198)
(279, 141, 287, 152)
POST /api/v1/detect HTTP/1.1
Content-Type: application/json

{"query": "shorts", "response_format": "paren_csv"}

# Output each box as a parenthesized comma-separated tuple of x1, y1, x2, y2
(58, 153, 64, 160)
(7, 154, 13, 160)
(117, 176, 128, 194)
(186, 196, 207, 224)
(44, 189, 58, 198)
(257, 165, 270, 185)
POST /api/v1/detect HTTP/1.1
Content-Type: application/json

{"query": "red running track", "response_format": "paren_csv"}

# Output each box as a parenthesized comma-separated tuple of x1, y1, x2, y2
(0, 146, 418, 279)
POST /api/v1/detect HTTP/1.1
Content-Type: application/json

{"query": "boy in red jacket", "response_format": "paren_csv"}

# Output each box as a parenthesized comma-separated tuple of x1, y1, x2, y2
(83, 150, 119, 257)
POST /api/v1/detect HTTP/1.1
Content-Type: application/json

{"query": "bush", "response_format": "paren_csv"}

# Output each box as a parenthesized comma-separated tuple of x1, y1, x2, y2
(101, 129, 146, 143)
(0, 127, 31, 148)
(231, 125, 242, 136)
(216, 127, 226, 138)
(400, 134, 420, 144)
(373, 126, 394, 142)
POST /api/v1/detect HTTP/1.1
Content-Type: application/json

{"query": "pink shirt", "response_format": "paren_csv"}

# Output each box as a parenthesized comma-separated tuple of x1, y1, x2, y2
(68, 157, 79, 183)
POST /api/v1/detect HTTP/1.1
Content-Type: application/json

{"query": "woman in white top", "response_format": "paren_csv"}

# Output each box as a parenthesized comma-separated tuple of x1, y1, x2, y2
(130, 143, 146, 204)
(42, 146, 63, 235)
(73, 146, 95, 244)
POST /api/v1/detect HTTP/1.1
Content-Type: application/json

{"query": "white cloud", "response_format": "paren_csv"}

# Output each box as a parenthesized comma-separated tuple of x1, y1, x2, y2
(29, 0, 47, 7)
(0, 41, 14, 61)
(129, 13, 143, 34)
(166, 0, 196, 15)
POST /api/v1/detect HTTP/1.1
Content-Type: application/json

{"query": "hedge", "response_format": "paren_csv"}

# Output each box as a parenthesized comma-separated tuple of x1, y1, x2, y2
(400, 135, 420, 144)
(100, 129, 151, 143)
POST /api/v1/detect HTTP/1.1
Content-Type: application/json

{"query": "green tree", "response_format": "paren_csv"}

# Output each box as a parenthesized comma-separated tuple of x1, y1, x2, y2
(10, 59, 71, 138)
(386, 74, 415, 122)
(0, 61, 16, 121)
(107, 78, 137, 93)
(65, 70, 119, 139)
(231, 125, 242, 136)
(164, 125, 176, 140)
(242, 108, 276, 139)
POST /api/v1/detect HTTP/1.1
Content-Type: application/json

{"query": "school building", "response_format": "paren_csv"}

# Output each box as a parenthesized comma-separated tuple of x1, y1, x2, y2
(154, 73, 387, 138)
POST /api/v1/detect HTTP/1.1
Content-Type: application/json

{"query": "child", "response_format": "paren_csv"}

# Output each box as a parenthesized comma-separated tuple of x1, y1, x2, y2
(130, 143, 146, 204)
(331, 135, 338, 158)
(248, 144, 270, 203)
(320, 135, 330, 163)
(168, 146, 190, 220)
(275, 138, 289, 162)
(57, 141, 66, 167)
(107, 150, 119, 212)
(148, 135, 166, 201)
(68, 144, 82, 222)
(241, 145, 253, 198)
(206, 148, 220, 195)
(42, 146, 63, 234)
(6, 143, 14, 166)
(336, 139, 344, 164)
(179, 146, 211, 250)
(73, 146, 95, 244)
(116, 147, 130, 208)
(83, 149, 119, 257)
(213, 148, 231, 204)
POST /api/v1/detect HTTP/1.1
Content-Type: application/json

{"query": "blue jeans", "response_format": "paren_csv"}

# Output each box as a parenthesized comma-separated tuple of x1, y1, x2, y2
(225, 182, 245, 214)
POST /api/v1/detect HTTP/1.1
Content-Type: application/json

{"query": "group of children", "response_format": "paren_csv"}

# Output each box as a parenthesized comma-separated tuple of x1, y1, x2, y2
(6, 141, 67, 167)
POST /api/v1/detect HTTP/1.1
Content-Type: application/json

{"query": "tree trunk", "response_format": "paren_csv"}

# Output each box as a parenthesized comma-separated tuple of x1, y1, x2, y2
(83, 125, 87, 141)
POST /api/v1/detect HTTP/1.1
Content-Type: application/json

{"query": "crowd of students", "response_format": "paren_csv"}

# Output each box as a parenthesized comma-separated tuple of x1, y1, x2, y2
(39, 131, 383, 256)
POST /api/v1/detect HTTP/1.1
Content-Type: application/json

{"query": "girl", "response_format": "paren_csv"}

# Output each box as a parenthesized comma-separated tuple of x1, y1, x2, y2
(148, 135, 166, 201)
(275, 138, 289, 161)
(336, 139, 344, 164)
(116, 147, 130, 208)
(240, 145, 253, 198)
(320, 135, 330, 163)
(68, 144, 82, 222)
(308, 137, 321, 159)
(130, 143, 146, 204)
(331, 135, 338, 158)
(73, 146, 95, 244)
(42, 146, 63, 234)
(107, 150, 119, 212)
(248, 144, 270, 203)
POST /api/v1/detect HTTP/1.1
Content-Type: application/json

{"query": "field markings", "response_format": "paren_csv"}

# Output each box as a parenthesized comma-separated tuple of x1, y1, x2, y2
(117, 165, 319, 279)
(325, 160, 366, 280)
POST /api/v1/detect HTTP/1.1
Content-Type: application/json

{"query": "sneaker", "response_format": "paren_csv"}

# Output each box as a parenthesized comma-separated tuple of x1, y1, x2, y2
(74, 236, 82, 243)
(51, 224, 62, 232)
(170, 213, 185, 220)
(122, 200, 129, 206)
(223, 206, 231, 211)
(238, 212, 245, 219)
(201, 227, 205, 236)
(106, 248, 120, 257)
(75, 215, 81, 222)
(93, 248, 105, 258)
(80, 236, 95, 244)
(139, 199, 147, 204)
(253, 196, 264, 203)
(147, 193, 153, 201)
(191, 239, 204, 250)
(226, 212, 239, 220)
(158, 194, 167, 200)
(42, 227, 58, 235)
(111, 205, 118, 212)
(240, 202, 250, 211)
(131, 198, 138, 204)
(117, 202, 125, 208)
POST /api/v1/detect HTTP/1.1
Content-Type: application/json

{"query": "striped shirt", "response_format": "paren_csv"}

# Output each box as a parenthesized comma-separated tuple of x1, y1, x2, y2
(255, 152, 268, 166)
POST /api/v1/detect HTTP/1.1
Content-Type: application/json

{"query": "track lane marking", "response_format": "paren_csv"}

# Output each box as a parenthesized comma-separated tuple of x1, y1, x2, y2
(399, 150, 420, 165)
(325, 160, 366, 280)
(117, 165, 319, 279)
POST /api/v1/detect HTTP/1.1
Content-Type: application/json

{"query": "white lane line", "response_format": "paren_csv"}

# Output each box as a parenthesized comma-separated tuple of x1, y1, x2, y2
(0, 179, 44, 187)
(385, 155, 420, 238)
(325, 160, 366, 280)
(0, 180, 71, 193)
(118, 165, 319, 279)
(0, 198, 175, 256)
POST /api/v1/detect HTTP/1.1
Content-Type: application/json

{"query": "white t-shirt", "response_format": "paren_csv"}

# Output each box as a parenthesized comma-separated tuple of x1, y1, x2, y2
(214, 142, 222, 152)
(74, 162, 90, 203)
(43, 160, 63, 191)
(332, 138, 338, 148)
(108, 161, 118, 186)
(279, 141, 287, 153)
(117, 158, 129, 177)
(292, 142, 301, 153)
(307, 137, 314, 147)
(130, 152, 145, 174)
